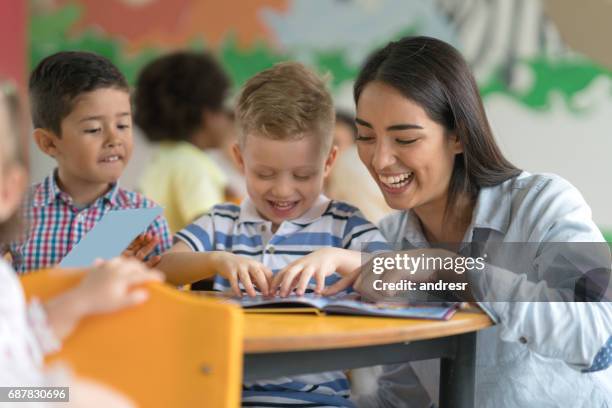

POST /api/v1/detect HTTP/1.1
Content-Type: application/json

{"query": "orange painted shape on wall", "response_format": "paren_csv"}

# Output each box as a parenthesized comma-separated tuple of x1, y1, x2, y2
(58, 0, 289, 52)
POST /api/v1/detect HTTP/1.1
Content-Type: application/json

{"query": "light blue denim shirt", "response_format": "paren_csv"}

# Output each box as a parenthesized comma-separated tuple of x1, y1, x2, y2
(354, 172, 612, 408)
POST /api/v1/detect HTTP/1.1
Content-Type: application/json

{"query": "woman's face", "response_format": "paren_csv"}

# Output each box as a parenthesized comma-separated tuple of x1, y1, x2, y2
(355, 81, 462, 212)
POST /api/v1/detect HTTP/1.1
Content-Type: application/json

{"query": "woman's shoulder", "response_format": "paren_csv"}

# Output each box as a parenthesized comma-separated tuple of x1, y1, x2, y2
(482, 171, 599, 241)
(489, 171, 587, 209)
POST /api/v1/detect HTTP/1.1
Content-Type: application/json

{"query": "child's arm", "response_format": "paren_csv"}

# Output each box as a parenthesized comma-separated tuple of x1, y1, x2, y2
(156, 241, 273, 296)
(271, 248, 361, 297)
(43, 258, 164, 341)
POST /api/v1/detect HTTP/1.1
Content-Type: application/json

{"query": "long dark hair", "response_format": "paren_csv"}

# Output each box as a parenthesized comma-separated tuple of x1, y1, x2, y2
(354, 36, 521, 213)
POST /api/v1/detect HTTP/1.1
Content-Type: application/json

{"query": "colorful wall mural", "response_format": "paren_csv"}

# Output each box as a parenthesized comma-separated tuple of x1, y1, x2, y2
(23, 0, 612, 232)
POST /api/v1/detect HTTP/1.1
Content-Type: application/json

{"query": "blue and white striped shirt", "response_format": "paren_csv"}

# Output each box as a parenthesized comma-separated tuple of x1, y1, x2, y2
(176, 195, 388, 407)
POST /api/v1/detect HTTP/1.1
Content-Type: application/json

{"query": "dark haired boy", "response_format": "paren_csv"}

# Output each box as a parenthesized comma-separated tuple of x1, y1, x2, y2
(10, 51, 171, 272)
(134, 51, 231, 233)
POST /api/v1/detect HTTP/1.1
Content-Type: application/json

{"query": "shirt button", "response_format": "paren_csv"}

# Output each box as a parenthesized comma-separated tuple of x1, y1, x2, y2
(519, 336, 528, 345)
(267, 246, 275, 254)
(261, 225, 266, 232)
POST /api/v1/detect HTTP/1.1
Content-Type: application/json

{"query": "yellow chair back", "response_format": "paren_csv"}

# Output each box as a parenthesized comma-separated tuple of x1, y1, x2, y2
(21, 269, 243, 408)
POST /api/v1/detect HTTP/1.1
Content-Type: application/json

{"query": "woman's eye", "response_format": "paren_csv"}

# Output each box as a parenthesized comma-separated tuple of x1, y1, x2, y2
(117, 124, 130, 130)
(294, 174, 312, 181)
(84, 128, 102, 134)
(395, 138, 417, 145)
(256, 173, 274, 179)
(355, 135, 375, 142)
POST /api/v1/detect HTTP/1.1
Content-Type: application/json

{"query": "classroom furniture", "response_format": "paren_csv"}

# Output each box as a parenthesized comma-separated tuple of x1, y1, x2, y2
(20, 269, 243, 408)
(242, 311, 492, 408)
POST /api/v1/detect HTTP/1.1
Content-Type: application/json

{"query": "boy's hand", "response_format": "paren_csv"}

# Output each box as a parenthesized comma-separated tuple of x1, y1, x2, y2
(122, 232, 161, 267)
(74, 257, 165, 315)
(211, 252, 273, 297)
(271, 248, 344, 297)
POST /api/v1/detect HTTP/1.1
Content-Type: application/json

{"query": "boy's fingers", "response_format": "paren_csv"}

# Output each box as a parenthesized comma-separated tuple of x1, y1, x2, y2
(250, 266, 269, 296)
(314, 272, 326, 294)
(238, 267, 257, 297)
(295, 266, 315, 296)
(145, 255, 161, 268)
(270, 268, 287, 293)
(279, 265, 302, 297)
(262, 267, 273, 283)
(135, 239, 158, 259)
(228, 274, 242, 298)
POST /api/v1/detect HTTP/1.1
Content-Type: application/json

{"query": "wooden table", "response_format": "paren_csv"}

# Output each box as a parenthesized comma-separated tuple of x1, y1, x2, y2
(242, 310, 493, 408)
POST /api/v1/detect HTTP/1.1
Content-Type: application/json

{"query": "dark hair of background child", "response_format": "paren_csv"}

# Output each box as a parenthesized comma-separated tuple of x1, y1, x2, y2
(133, 52, 230, 142)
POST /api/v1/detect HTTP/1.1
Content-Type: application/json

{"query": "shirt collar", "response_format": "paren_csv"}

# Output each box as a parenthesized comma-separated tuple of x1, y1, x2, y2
(32, 169, 120, 208)
(238, 195, 331, 226)
(469, 182, 512, 235)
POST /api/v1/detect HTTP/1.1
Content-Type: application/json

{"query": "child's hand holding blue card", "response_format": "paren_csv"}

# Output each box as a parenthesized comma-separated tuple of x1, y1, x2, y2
(60, 207, 163, 268)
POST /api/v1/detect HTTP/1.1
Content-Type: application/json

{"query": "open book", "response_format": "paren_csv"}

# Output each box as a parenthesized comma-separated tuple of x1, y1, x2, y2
(237, 293, 461, 320)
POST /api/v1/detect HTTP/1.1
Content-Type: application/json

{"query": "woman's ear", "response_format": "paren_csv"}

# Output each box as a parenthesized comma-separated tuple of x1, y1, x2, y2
(323, 145, 338, 178)
(33, 128, 59, 158)
(231, 142, 245, 174)
(450, 133, 463, 155)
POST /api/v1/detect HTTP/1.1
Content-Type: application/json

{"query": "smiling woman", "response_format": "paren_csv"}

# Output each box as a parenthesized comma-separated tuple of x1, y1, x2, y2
(338, 36, 612, 408)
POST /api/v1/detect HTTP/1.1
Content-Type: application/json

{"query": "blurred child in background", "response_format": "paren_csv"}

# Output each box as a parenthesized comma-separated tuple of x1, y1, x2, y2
(326, 110, 392, 223)
(135, 51, 233, 233)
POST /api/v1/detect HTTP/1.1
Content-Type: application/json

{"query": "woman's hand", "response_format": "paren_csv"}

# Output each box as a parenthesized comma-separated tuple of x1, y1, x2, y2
(271, 248, 352, 297)
(324, 248, 460, 300)
(211, 252, 273, 297)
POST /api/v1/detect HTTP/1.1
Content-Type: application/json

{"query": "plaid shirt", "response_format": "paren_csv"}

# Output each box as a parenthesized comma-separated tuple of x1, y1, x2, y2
(10, 171, 172, 273)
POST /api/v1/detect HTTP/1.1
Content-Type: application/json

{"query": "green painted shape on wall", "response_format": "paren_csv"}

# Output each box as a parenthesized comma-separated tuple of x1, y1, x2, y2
(480, 57, 612, 111)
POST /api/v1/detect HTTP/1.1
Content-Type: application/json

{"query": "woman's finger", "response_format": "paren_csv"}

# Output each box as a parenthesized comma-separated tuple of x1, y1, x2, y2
(322, 269, 359, 296)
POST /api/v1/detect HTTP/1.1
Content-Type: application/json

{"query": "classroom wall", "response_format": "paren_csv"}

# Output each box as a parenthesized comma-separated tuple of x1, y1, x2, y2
(25, 0, 612, 231)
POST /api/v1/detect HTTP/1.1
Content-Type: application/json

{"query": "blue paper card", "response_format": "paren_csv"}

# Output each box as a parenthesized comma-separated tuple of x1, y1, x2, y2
(59, 207, 163, 268)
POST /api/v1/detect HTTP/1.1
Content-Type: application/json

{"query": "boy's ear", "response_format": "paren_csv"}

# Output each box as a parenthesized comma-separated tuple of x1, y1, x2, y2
(323, 145, 338, 178)
(33, 128, 60, 158)
(230, 142, 245, 174)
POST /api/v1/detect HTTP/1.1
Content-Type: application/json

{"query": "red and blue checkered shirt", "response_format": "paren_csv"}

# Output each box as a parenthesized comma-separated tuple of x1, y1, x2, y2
(10, 171, 172, 273)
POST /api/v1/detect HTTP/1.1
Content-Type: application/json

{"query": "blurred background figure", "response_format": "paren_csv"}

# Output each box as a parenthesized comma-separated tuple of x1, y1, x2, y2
(133, 51, 232, 233)
(326, 110, 393, 224)
(333, 110, 357, 155)
(206, 110, 247, 204)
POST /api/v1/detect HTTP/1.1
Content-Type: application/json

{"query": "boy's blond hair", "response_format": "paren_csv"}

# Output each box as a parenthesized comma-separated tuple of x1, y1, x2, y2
(235, 62, 334, 154)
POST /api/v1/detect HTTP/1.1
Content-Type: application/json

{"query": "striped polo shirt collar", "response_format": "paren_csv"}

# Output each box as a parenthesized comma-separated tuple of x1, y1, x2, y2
(32, 169, 121, 208)
(237, 195, 331, 226)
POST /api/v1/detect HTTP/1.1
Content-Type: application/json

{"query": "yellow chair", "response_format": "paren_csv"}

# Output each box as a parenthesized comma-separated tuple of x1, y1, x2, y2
(20, 269, 243, 408)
